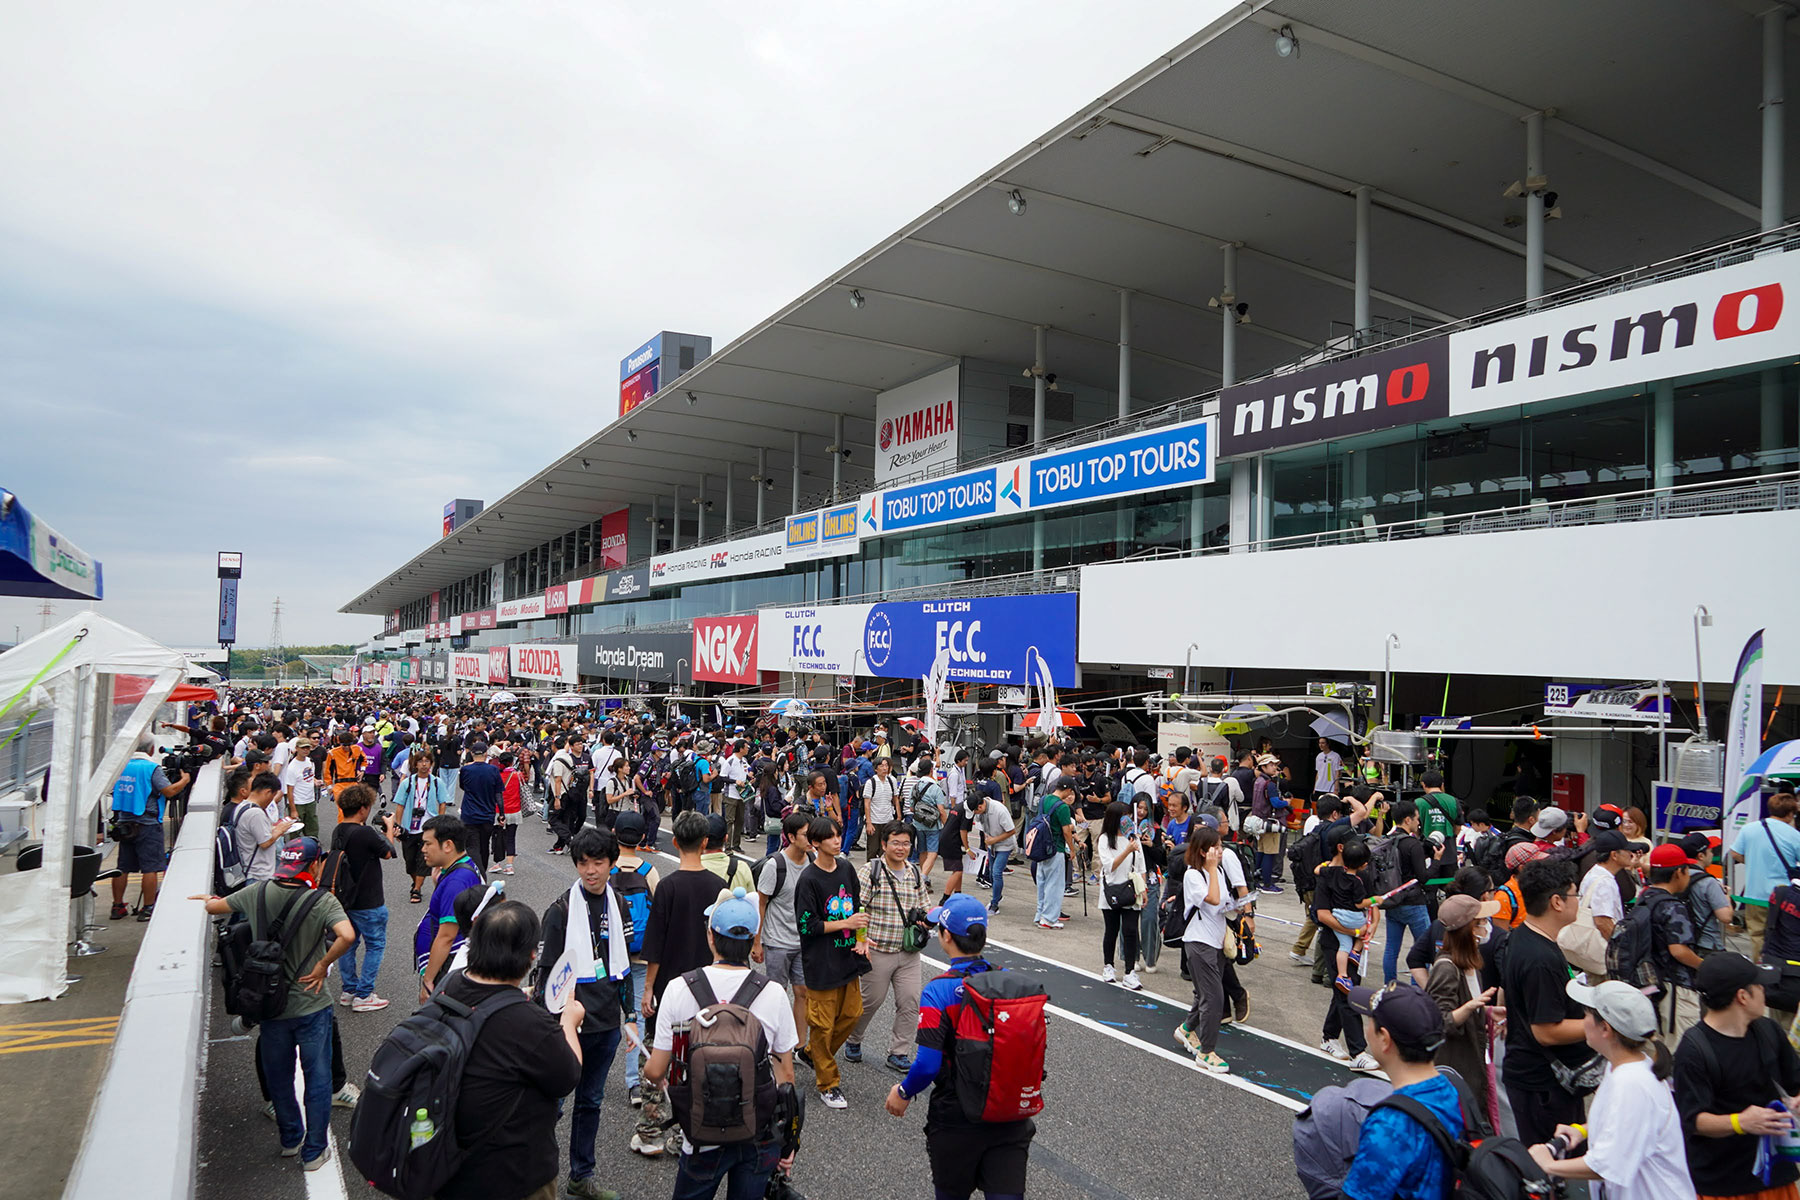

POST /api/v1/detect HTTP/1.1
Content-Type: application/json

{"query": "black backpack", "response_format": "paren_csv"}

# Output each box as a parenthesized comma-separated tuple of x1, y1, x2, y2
(1607, 887, 1680, 989)
(1469, 832, 1507, 878)
(212, 799, 250, 896)
(347, 987, 531, 1200)
(1379, 1091, 1553, 1200)
(222, 883, 327, 1025)
(673, 755, 699, 795)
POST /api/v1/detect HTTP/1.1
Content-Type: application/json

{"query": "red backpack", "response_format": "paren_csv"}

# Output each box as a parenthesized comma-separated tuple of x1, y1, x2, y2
(937, 966, 1049, 1123)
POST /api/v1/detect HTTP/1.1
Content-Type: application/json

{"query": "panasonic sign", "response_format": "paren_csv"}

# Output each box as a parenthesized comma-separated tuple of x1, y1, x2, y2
(1216, 338, 1450, 457)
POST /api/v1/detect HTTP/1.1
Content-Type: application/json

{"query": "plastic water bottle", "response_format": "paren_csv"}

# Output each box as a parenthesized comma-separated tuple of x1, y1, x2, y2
(409, 1108, 435, 1150)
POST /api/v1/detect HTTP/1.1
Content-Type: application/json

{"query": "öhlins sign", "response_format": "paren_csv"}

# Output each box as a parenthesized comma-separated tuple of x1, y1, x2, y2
(1217, 339, 1449, 456)
(1450, 250, 1800, 416)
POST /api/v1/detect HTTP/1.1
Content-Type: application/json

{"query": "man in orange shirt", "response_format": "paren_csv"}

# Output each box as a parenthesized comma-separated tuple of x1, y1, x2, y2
(324, 730, 366, 800)
(1492, 842, 1547, 928)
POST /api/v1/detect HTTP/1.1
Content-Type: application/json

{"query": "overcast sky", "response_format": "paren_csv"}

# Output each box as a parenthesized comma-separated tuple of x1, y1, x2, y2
(0, 0, 1228, 649)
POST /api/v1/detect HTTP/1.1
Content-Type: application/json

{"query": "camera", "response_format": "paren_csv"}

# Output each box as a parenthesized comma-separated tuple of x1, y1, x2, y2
(160, 742, 217, 776)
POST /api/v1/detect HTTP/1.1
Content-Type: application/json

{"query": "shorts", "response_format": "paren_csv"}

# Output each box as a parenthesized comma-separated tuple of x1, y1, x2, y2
(115, 820, 167, 874)
(939, 844, 964, 871)
(400, 832, 427, 877)
(925, 1115, 1034, 1198)
(762, 944, 806, 989)
(914, 827, 941, 854)
(1332, 909, 1367, 954)
(503, 810, 521, 827)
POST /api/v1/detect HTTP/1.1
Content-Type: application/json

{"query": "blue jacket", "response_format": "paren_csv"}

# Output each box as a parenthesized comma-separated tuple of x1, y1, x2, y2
(1342, 1072, 1463, 1200)
(111, 757, 163, 821)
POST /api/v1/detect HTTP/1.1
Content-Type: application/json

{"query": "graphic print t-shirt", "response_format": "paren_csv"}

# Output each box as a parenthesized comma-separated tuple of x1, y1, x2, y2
(795, 859, 870, 991)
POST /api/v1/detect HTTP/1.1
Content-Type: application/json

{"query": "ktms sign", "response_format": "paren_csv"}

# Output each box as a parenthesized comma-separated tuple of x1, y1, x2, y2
(863, 594, 1076, 685)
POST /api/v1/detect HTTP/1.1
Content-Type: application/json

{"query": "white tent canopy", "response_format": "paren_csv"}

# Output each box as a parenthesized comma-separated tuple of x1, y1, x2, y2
(0, 611, 187, 1003)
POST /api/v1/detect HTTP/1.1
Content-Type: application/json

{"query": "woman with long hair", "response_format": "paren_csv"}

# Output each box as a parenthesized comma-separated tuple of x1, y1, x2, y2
(1096, 800, 1146, 990)
(396, 748, 448, 903)
(1425, 894, 1503, 1123)
(1173, 827, 1231, 1073)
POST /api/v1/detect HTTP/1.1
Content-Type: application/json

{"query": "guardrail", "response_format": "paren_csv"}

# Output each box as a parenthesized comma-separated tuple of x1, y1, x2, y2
(63, 760, 224, 1200)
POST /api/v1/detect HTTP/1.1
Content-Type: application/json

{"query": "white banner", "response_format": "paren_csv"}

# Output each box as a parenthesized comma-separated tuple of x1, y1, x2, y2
(495, 595, 547, 624)
(1721, 629, 1767, 855)
(875, 363, 960, 484)
(509, 642, 578, 686)
(1450, 249, 1800, 417)
(451, 653, 487, 683)
(650, 530, 784, 589)
(758, 604, 873, 676)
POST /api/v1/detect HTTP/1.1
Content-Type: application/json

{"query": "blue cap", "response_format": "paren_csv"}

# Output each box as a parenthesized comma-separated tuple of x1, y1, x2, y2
(860, 741, 875, 752)
(706, 887, 761, 937)
(926, 893, 988, 937)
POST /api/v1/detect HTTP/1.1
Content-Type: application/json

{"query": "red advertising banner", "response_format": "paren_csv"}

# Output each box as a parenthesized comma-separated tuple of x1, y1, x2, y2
(601, 508, 630, 568)
(487, 647, 510, 684)
(543, 583, 569, 615)
(467, 608, 497, 631)
(693, 614, 759, 685)
(428, 591, 441, 624)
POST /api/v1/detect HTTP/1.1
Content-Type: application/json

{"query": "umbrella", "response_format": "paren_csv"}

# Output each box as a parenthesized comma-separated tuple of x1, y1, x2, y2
(769, 698, 813, 719)
(896, 717, 924, 732)
(549, 695, 587, 708)
(487, 690, 518, 705)
(1224, 702, 1276, 723)
(1019, 709, 1084, 729)
(1310, 712, 1353, 742)
(1745, 739, 1800, 780)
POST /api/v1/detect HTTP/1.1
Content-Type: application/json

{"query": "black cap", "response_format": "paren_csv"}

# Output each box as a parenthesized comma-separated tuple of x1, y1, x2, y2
(612, 811, 645, 847)
(1347, 982, 1445, 1053)
(705, 813, 729, 845)
(1696, 953, 1780, 1000)
(1587, 830, 1646, 858)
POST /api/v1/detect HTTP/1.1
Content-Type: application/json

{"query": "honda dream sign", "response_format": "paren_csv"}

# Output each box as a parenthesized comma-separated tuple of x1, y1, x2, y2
(874, 363, 960, 484)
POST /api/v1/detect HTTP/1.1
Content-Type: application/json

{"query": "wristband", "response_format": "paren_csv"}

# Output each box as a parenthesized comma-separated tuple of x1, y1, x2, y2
(1569, 1124, 1587, 1143)
(1731, 1112, 1745, 1135)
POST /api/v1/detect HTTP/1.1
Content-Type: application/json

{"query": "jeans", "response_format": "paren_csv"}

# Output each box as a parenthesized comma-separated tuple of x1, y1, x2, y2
(259, 1006, 334, 1161)
(1382, 902, 1431, 984)
(1138, 875, 1163, 969)
(1034, 852, 1065, 925)
(988, 849, 1011, 908)
(842, 800, 862, 853)
(623, 961, 646, 1089)
(569, 1025, 623, 1181)
(343, 906, 388, 998)
(1257, 852, 1280, 889)
(671, 1137, 782, 1200)
(437, 767, 459, 807)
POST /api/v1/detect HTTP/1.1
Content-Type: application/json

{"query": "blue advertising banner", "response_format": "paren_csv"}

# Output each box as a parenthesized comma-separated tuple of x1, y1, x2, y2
(879, 466, 1002, 533)
(862, 593, 1076, 685)
(217, 576, 240, 645)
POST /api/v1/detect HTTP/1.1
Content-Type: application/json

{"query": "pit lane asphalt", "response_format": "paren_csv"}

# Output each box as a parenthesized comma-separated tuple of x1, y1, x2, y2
(195, 803, 1342, 1200)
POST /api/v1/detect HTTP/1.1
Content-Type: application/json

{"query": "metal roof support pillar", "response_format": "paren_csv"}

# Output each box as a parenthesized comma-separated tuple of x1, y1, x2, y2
(1117, 290, 1132, 419)
(756, 448, 768, 526)
(1654, 379, 1676, 492)
(1525, 111, 1545, 304)
(1221, 243, 1238, 386)
(832, 412, 845, 498)
(1353, 186, 1372, 339)
(724, 460, 735, 534)
(791, 430, 802, 512)
(1033, 326, 1047, 446)
(670, 485, 681, 551)
(695, 473, 706, 543)
(1229, 463, 1250, 554)
(649, 495, 660, 556)
(1766, 6, 1787, 232)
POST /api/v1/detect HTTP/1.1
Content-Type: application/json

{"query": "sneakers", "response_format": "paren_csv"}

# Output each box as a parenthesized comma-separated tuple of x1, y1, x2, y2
(332, 1083, 360, 1109)
(1333, 975, 1356, 995)
(1035, 918, 1064, 930)
(818, 1087, 848, 1110)
(629, 1133, 667, 1158)
(628, 1084, 644, 1108)
(262, 1101, 276, 1120)
(566, 1178, 621, 1200)
(1349, 1052, 1382, 1074)
(301, 1144, 332, 1172)
(885, 1054, 913, 1073)
(338, 991, 357, 1006)
(843, 1042, 862, 1064)
(279, 1144, 301, 1158)
(987, 903, 1000, 914)
(1195, 1051, 1231, 1074)
(1173, 1023, 1200, 1053)
(352, 994, 390, 1013)
(1233, 994, 1250, 1023)
(795, 1047, 815, 1072)
(1259, 884, 1283, 895)
(976, 876, 991, 889)
(1321, 1038, 1350, 1060)
(1063, 886, 1078, 897)
(1101, 965, 1117, 983)
(1141, 964, 1157, 974)
(1288, 951, 1310, 964)
(110, 902, 129, 921)
(1218, 1008, 1236, 1026)
(1122, 971, 1143, 991)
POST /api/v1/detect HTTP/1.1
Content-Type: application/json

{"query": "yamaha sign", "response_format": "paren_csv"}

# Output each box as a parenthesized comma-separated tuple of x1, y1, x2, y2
(874, 363, 961, 484)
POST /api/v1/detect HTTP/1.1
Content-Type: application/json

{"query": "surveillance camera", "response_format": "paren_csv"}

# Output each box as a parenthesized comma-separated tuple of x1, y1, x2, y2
(1044, 373, 1057, 387)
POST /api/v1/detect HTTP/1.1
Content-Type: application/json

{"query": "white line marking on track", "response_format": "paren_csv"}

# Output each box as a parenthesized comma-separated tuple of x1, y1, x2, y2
(293, 1062, 349, 1200)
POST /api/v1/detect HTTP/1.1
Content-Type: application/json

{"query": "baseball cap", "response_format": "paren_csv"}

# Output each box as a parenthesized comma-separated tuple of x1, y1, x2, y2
(1586, 830, 1645, 858)
(275, 836, 324, 878)
(1505, 842, 1548, 873)
(244, 750, 271, 766)
(873, 729, 887, 738)
(1648, 842, 1696, 868)
(1195, 812, 1221, 831)
(1347, 981, 1445, 1053)
(705, 813, 729, 844)
(1679, 831, 1723, 859)
(1589, 804, 1624, 831)
(1696, 952, 1780, 1000)
(926, 894, 989, 937)
(1531, 807, 1570, 839)
(705, 887, 761, 938)
(612, 811, 645, 847)
(859, 741, 875, 752)
(1566, 978, 1658, 1040)
(1438, 895, 1501, 932)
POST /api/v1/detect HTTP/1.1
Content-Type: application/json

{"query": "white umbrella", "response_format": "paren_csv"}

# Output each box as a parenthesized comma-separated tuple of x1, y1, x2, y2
(549, 694, 587, 709)
(487, 690, 518, 705)
(1309, 712, 1353, 742)
(769, 698, 813, 719)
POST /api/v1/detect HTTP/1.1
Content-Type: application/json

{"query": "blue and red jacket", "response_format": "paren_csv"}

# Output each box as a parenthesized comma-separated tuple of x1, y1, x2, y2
(898, 954, 995, 1117)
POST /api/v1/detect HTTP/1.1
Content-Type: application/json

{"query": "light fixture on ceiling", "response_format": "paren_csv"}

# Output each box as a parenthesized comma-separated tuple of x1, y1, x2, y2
(543, 481, 553, 493)
(1007, 188, 1027, 216)
(1542, 191, 1562, 219)
(849, 290, 866, 309)
(626, 429, 638, 442)
(839, 447, 853, 461)
(1273, 25, 1298, 58)
(761, 476, 775, 491)
(686, 391, 698, 405)
(1208, 294, 1251, 323)
(580, 458, 591, 469)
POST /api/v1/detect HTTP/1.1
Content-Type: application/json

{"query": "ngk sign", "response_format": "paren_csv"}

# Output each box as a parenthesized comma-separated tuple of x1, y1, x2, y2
(487, 647, 510, 684)
(694, 615, 759, 685)
(510, 642, 578, 686)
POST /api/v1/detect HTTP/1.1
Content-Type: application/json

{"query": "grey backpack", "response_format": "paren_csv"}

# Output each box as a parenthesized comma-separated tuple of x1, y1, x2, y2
(668, 970, 778, 1145)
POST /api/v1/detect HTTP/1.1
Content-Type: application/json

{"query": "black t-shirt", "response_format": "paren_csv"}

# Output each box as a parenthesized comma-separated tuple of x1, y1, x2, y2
(1498, 923, 1589, 1090)
(333, 821, 392, 911)
(641, 868, 727, 998)
(435, 973, 581, 1200)
(1675, 1018, 1800, 1195)
(938, 808, 966, 863)
(536, 888, 632, 1033)
(1313, 864, 1368, 914)
(795, 858, 870, 991)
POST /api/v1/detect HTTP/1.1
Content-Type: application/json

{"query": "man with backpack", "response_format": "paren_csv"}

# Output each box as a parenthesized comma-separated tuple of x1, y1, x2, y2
(848, 822, 931, 1073)
(1025, 778, 1076, 930)
(1613, 842, 1704, 1031)
(1379, 800, 1433, 985)
(1414, 770, 1459, 849)
(192, 837, 356, 1172)
(611, 811, 659, 1108)
(883, 894, 1044, 1200)
(643, 888, 800, 1200)
(535, 826, 638, 1200)
(326, 782, 398, 1013)
(862, 756, 903, 864)
(1336, 982, 1462, 1200)
(755, 811, 815, 1070)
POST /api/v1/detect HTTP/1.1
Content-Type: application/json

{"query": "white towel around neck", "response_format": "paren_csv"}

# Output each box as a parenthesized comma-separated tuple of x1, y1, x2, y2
(567, 877, 632, 985)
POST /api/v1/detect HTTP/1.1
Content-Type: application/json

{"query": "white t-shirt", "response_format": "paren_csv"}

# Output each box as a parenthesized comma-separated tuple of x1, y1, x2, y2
(1125, 768, 1157, 801)
(1097, 834, 1144, 910)
(864, 773, 902, 825)
(270, 740, 295, 773)
(1182, 864, 1228, 947)
(652, 965, 800, 1153)
(1582, 1058, 1693, 1200)
(1579, 863, 1624, 928)
(719, 754, 750, 794)
(282, 757, 317, 807)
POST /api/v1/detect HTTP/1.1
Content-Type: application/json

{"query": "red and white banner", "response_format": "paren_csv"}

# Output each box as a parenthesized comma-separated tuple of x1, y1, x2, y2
(428, 591, 441, 624)
(487, 647, 510, 684)
(496, 595, 547, 624)
(693, 614, 759, 685)
(601, 508, 630, 568)
(452, 653, 486, 683)
(425, 620, 455, 640)
(543, 584, 569, 616)
(465, 608, 497, 631)
(511, 642, 578, 686)
(567, 574, 606, 607)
